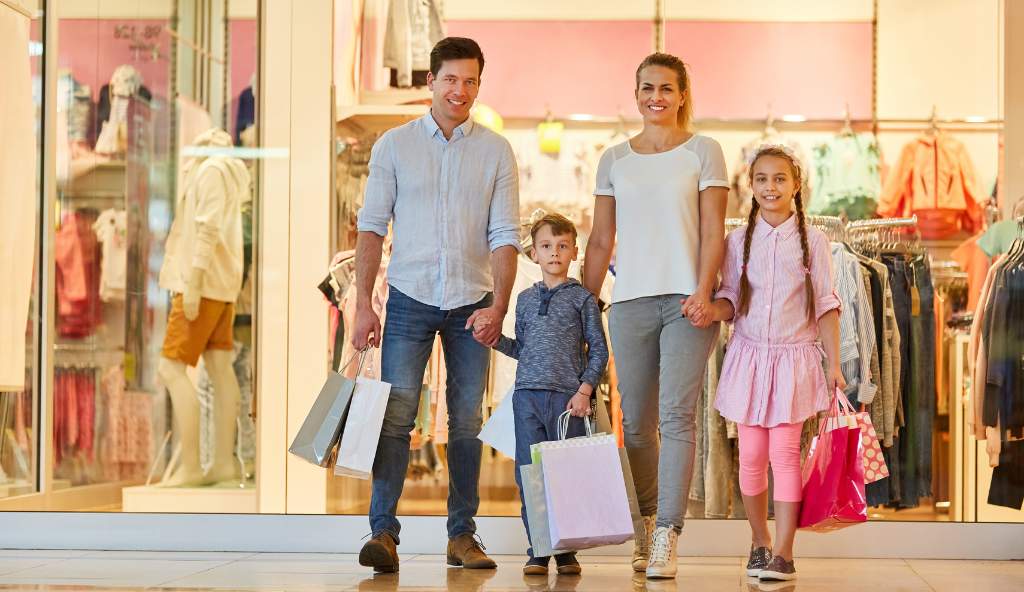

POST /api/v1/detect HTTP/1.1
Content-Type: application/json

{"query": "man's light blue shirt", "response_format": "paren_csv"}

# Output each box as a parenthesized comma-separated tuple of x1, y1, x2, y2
(357, 112, 521, 309)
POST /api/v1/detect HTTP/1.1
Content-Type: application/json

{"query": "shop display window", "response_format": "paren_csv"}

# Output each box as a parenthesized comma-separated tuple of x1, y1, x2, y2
(0, 0, 43, 501)
(0, 0, 260, 513)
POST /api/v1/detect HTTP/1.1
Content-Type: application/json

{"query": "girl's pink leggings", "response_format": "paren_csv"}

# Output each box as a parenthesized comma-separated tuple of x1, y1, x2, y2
(737, 421, 805, 503)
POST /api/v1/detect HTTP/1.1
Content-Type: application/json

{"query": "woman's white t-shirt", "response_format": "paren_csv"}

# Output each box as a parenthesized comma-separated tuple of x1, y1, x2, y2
(594, 134, 729, 304)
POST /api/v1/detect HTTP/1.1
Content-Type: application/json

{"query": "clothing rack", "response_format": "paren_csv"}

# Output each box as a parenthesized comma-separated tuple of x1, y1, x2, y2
(807, 215, 847, 242)
(725, 218, 745, 233)
(847, 215, 919, 231)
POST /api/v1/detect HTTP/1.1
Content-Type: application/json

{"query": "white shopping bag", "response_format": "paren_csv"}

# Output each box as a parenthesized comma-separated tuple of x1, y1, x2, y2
(333, 376, 392, 479)
(534, 413, 634, 550)
(477, 387, 516, 459)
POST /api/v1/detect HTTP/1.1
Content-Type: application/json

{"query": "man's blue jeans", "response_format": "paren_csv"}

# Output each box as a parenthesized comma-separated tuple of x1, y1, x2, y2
(369, 286, 492, 543)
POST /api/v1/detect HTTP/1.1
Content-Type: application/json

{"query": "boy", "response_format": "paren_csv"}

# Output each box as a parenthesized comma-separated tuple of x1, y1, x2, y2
(480, 213, 609, 576)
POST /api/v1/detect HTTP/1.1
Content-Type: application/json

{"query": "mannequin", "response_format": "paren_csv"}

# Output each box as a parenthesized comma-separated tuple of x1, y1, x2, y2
(157, 128, 251, 486)
(95, 65, 151, 156)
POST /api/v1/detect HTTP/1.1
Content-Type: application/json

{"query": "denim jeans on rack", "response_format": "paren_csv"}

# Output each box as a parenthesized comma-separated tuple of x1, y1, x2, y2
(912, 257, 936, 500)
(884, 256, 913, 508)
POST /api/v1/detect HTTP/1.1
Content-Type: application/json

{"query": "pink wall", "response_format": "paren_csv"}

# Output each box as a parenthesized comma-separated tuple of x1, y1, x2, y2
(666, 21, 873, 120)
(58, 19, 172, 101)
(57, 18, 257, 120)
(229, 19, 258, 132)
(446, 20, 872, 120)
(446, 20, 651, 119)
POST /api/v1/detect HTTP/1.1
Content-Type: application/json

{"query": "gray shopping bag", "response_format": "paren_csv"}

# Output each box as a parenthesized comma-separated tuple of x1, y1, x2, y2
(520, 463, 570, 558)
(288, 350, 365, 467)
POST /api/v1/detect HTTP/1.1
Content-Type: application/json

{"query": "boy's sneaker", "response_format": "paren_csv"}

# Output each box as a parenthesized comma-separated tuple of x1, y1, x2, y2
(555, 553, 581, 575)
(746, 545, 773, 577)
(632, 515, 657, 572)
(522, 556, 549, 576)
(644, 526, 679, 579)
(758, 555, 797, 581)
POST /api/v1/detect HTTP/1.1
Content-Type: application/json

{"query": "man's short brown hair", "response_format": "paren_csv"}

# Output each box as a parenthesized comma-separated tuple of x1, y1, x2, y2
(530, 213, 577, 243)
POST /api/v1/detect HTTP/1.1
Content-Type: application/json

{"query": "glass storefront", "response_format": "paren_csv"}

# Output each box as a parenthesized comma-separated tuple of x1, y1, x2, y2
(0, 0, 1021, 528)
(0, 0, 43, 501)
(0, 0, 260, 512)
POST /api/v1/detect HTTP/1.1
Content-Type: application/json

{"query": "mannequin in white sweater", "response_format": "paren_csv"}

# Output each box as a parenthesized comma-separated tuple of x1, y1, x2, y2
(157, 128, 250, 487)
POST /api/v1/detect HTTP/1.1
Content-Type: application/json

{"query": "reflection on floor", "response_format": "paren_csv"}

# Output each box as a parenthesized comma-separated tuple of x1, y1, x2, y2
(0, 551, 1021, 591)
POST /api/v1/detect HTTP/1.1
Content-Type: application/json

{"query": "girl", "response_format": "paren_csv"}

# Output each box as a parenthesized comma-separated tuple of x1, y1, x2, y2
(690, 145, 846, 582)
(584, 53, 728, 580)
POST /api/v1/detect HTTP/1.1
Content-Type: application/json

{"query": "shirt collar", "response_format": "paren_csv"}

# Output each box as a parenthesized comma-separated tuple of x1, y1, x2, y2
(534, 278, 580, 293)
(754, 212, 800, 240)
(422, 111, 474, 141)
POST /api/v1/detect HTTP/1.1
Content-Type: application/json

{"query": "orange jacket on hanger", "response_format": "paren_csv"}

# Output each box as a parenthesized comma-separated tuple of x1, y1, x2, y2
(877, 134, 984, 238)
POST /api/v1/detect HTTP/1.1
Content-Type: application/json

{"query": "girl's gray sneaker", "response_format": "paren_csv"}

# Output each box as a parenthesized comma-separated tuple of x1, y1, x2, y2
(746, 545, 773, 577)
(759, 555, 797, 581)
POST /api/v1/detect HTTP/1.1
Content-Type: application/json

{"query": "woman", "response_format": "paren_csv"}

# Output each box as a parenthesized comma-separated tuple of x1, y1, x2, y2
(583, 53, 729, 580)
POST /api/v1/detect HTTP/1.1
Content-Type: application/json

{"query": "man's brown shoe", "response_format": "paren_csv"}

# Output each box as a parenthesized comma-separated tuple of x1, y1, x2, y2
(446, 533, 497, 569)
(359, 532, 399, 573)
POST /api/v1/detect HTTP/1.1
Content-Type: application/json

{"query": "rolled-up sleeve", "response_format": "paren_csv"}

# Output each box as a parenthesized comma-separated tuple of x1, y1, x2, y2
(714, 231, 742, 318)
(811, 233, 843, 319)
(487, 140, 522, 252)
(356, 132, 397, 237)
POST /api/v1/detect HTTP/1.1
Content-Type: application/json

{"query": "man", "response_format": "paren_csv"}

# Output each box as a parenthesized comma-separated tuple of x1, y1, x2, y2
(351, 37, 520, 573)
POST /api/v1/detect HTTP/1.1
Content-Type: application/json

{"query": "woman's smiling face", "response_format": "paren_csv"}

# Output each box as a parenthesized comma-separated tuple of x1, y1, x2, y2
(635, 65, 685, 125)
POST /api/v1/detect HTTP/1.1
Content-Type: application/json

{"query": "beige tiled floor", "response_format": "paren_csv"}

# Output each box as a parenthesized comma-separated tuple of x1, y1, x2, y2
(0, 550, 1021, 591)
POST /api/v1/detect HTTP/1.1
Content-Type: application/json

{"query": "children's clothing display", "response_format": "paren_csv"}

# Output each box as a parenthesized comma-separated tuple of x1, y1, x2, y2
(92, 209, 127, 302)
(970, 225, 1024, 509)
(877, 133, 984, 239)
(382, 0, 444, 88)
(810, 133, 882, 220)
(55, 211, 103, 339)
(95, 65, 151, 156)
(197, 341, 256, 476)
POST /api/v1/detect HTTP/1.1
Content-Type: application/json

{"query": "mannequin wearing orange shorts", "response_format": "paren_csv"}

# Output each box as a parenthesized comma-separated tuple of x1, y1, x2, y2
(157, 128, 249, 487)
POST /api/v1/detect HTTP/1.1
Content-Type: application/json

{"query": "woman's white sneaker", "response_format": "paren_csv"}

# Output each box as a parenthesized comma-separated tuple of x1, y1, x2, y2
(644, 526, 679, 579)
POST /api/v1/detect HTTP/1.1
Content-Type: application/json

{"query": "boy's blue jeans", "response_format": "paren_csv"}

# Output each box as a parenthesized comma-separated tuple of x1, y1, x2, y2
(513, 388, 586, 559)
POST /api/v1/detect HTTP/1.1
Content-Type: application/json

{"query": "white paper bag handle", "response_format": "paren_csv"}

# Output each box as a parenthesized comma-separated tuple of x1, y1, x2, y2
(557, 410, 594, 441)
(337, 347, 369, 375)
